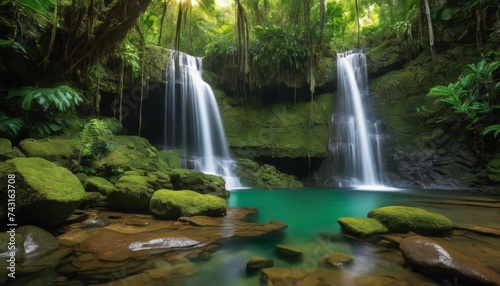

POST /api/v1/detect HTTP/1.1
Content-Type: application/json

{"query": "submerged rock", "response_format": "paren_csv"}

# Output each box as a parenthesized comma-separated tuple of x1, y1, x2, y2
(367, 206, 453, 235)
(320, 252, 354, 267)
(354, 275, 411, 286)
(150, 190, 227, 219)
(246, 257, 274, 269)
(275, 244, 303, 260)
(337, 217, 389, 238)
(0, 157, 86, 228)
(400, 235, 500, 285)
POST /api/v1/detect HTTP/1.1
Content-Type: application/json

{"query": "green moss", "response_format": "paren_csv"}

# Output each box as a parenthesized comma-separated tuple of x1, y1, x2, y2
(83, 176, 115, 195)
(0, 157, 86, 228)
(18, 137, 77, 166)
(150, 189, 227, 219)
(486, 155, 500, 182)
(337, 217, 389, 238)
(158, 149, 182, 168)
(217, 91, 332, 158)
(237, 158, 303, 188)
(170, 169, 228, 198)
(367, 206, 453, 235)
(108, 175, 156, 211)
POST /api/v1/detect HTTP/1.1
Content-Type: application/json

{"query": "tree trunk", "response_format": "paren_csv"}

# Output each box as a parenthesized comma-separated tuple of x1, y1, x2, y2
(355, 0, 360, 48)
(423, 0, 436, 67)
(319, 0, 325, 46)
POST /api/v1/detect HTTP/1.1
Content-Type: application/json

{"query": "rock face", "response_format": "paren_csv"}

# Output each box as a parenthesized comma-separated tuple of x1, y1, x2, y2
(367, 206, 453, 235)
(337, 217, 389, 238)
(0, 157, 86, 228)
(400, 235, 500, 285)
(149, 190, 227, 219)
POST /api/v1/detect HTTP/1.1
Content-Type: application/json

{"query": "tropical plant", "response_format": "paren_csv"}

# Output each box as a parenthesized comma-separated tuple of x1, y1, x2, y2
(428, 57, 500, 139)
(1, 85, 83, 137)
(78, 118, 116, 162)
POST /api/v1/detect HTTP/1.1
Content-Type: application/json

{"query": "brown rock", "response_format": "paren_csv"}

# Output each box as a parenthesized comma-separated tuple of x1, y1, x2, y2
(320, 252, 354, 267)
(276, 244, 303, 260)
(246, 257, 274, 269)
(354, 275, 411, 286)
(261, 267, 306, 286)
(400, 235, 500, 285)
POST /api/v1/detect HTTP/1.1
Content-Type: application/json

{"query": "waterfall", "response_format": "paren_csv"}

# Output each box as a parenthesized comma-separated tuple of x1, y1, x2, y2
(164, 51, 242, 189)
(328, 50, 384, 188)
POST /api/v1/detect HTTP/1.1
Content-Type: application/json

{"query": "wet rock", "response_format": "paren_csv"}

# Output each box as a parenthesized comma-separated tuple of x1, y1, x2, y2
(79, 216, 111, 229)
(453, 223, 500, 237)
(169, 169, 229, 198)
(0, 157, 86, 228)
(276, 245, 303, 260)
(150, 189, 227, 219)
(354, 275, 411, 286)
(261, 267, 306, 285)
(400, 235, 500, 285)
(320, 252, 354, 267)
(106, 264, 197, 286)
(368, 206, 453, 235)
(337, 217, 389, 238)
(246, 257, 274, 269)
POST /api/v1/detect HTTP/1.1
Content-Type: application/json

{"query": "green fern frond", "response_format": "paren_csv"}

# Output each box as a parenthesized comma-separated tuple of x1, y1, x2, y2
(8, 85, 83, 113)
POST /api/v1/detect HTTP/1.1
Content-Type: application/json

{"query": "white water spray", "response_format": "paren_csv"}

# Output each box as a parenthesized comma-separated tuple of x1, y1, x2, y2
(164, 51, 242, 189)
(328, 50, 384, 188)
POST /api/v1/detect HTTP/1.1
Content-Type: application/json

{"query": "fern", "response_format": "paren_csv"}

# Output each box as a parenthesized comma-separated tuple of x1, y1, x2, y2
(481, 124, 500, 138)
(8, 85, 83, 113)
(78, 118, 115, 161)
(0, 112, 24, 136)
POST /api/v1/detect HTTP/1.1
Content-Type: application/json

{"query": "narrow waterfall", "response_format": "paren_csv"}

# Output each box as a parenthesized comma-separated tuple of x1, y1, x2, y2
(328, 50, 384, 187)
(164, 51, 242, 189)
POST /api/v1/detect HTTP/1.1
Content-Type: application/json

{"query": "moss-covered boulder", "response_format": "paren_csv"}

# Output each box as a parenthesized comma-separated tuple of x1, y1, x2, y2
(150, 189, 227, 219)
(367, 206, 453, 235)
(83, 176, 115, 195)
(170, 169, 229, 198)
(337, 217, 389, 238)
(18, 137, 76, 166)
(486, 155, 500, 183)
(237, 158, 303, 188)
(0, 158, 86, 228)
(92, 136, 168, 176)
(107, 172, 172, 211)
(0, 138, 24, 160)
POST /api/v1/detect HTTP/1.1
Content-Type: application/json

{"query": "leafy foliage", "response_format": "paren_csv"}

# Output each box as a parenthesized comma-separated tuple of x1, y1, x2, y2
(1, 85, 83, 137)
(78, 118, 117, 160)
(428, 57, 500, 139)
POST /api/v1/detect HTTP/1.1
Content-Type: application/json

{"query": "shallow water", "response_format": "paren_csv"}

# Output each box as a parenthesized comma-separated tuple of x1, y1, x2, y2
(184, 188, 500, 286)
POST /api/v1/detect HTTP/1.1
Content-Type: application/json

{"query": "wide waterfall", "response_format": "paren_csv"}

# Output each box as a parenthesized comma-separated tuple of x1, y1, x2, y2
(164, 51, 242, 189)
(328, 50, 384, 187)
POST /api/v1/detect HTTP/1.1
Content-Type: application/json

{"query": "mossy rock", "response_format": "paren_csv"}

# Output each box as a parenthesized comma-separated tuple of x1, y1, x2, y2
(486, 155, 500, 182)
(93, 136, 169, 176)
(18, 137, 76, 166)
(337, 217, 389, 238)
(170, 169, 229, 198)
(158, 149, 182, 168)
(107, 171, 173, 210)
(150, 189, 227, 219)
(237, 158, 303, 188)
(367, 206, 453, 235)
(0, 158, 86, 228)
(0, 138, 24, 160)
(83, 176, 115, 195)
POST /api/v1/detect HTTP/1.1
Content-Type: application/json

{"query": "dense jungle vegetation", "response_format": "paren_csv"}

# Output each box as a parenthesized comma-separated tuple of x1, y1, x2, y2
(0, 0, 498, 151)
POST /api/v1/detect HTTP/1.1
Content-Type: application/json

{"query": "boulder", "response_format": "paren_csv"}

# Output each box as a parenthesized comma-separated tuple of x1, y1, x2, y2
(170, 169, 229, 198)
(246, 257, 274, 269)
(368, 206, 453, 235)
(0, 158, 86, 228)
(149, 189, 227, 220)
(400, 235, 500, 285)
(337, 217, 389, 238)
(236, 158, 303, 189)
(0, 138, 24, 160)
(18, 137, 76, 166)
(107, 171, 173, 211)
(83, 176, 115, 195)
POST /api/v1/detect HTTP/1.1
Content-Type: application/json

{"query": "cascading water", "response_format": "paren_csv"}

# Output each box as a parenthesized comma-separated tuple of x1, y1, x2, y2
(164, 51, 242, 189)
(328, 50, 384, 188)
